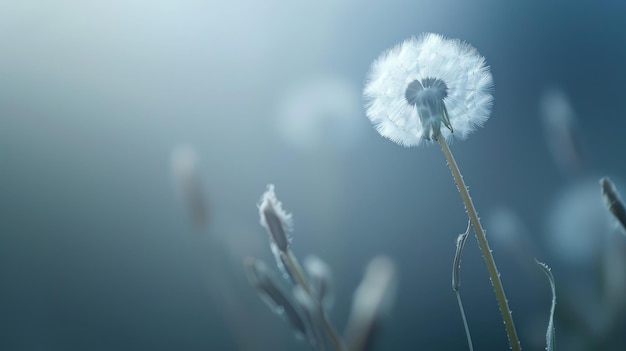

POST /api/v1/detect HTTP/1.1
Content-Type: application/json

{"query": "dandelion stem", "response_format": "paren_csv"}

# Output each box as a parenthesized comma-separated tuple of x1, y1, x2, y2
(283, 250, 348, 351)
(437, 136, 521, 351)
(455, 290, 474, 351)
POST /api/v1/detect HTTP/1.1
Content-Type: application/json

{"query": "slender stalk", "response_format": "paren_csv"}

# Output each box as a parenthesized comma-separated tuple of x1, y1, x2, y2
(284, 250, 313, 295)
(437, 137, 521, 351)
(284, 250, 347, 351)
(455, 291, 474, 351)
(452, 222, 473, 351)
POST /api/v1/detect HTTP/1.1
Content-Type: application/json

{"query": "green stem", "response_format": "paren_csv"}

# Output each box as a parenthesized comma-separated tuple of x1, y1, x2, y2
(438, 137, 521, 351)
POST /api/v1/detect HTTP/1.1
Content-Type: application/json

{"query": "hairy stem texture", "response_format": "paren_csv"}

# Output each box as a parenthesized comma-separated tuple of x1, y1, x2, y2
(438, 137, 521, 351)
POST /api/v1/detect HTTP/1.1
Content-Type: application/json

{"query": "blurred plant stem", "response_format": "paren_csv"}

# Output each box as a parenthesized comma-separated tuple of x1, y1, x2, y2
(283, 250, 347, 351)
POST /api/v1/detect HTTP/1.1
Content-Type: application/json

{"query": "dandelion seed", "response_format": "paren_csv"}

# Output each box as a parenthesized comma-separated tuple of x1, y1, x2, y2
(364, 33, 493, 146)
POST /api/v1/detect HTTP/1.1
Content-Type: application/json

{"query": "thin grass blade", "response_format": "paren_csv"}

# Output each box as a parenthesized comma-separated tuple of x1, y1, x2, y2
(535, 259, 556, 351)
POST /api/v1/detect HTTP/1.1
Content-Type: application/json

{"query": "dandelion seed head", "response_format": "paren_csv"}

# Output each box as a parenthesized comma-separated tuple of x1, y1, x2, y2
(275, 76, 363, 152)
(546, 179, 616, 265)
(364, 33, 494, 146)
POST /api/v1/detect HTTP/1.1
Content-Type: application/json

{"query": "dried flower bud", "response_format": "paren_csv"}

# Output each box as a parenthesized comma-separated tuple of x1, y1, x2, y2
(244, 258, 308, 339)
(600, 176, 626, 233)
(258, 184, 292, 252)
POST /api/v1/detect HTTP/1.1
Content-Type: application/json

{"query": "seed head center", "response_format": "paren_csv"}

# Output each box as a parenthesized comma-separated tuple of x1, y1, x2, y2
(404, 78, 452, 140)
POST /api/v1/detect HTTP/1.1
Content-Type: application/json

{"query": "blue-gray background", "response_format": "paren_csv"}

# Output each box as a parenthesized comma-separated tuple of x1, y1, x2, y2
(2, 1, 626, 350)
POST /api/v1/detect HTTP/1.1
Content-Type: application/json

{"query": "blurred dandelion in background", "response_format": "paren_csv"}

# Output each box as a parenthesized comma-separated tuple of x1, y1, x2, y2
(275, 76, 363, 153)
(545, 179, 615, 266)
(486, 206, 539, 270)
(274, 76, 363, 242)
(486, 206, 527, 250)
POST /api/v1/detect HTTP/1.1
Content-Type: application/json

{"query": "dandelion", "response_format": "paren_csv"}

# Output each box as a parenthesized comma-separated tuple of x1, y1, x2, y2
(364, 33, 520, 350)
(364, 33, 493, 145)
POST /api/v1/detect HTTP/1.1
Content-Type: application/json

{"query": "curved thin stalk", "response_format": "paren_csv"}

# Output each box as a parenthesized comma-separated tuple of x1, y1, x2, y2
(284, 250, 347, 351)
(455, 291, 474, 351)
(452, 222, 473, 351)
(437, 137, 521, 351)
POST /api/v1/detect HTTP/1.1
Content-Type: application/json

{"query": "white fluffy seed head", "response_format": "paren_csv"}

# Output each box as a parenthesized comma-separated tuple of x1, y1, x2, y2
(364, 33, 494, 146)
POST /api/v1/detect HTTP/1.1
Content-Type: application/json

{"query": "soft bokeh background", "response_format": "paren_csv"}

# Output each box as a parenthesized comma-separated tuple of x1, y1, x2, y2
(2, 1, 626, 350)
